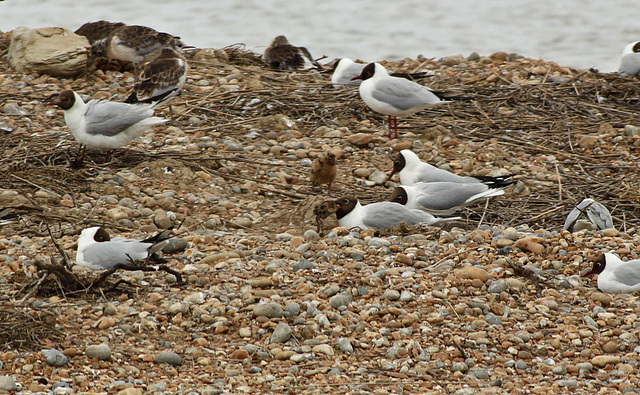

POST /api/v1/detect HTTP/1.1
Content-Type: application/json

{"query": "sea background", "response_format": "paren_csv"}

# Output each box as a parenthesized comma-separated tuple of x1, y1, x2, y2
(1, 0, 639, 73)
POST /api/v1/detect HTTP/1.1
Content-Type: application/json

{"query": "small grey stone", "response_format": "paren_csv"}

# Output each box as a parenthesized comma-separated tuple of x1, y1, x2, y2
(283, 302, 300, 317)
(322, 285, 341, 298)
(367, 237, 391, 246)
(368, 170, 387, 185)
(249, 366, 262, 373)
(52, 382, 71, 391)
(149, 382, 167, 392)
(490, 378, 503, 387)
(0, 375, 16, 391)
(3, 104, 28, 115)
(400, 290, 415, 302)
(469, 367, 489, 379)
(515, 360, 527, 370)
(451, 362, 468, 373)
(583, 315, 598, 328)
(381, 289, 401, 301)
(485, 313, 502, 326)
(336, 338, 353, 354)
(252, 303, 283, 318)
(303, 229, 320, 241)
(576, 362, 593, 373)
(552, 366, 567, 375)
(155, 351, 182, 365)
(315, 313, 330, 327)
(86, 344, 111, 360)
(557, 380, 579, 388)
(42, 349, 69, 366)
(162, 238, 188, 254)
(330, 293, 352, 309)
(270, 322, 292, 343)
(487, 280, 508, 294)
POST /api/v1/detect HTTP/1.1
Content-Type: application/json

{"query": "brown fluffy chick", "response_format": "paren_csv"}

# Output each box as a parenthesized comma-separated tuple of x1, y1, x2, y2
(311, 151, 337, 195)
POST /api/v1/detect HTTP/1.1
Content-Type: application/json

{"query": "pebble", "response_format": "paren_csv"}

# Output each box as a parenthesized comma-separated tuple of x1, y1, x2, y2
(487, 280, 508, 293)
(591, 355, 620, 368)
(346, 133, 374, 147)
(454, 266, 489, 282)
(42, 349, 69, 366)
(329, 293, 352, 309)
(85, 344, 111, 360)
(381, 289, 401, 301)
(312, 344, 334, 356)
(469, 367, 489, 379)
(336, 338, 353, 354)
(485, 314, 502, 326)
(253, 303, 283, 318)
(270, 322, 292, 343)
(0, 376, 16, 391)
(452, 362, 468, 373)
(154, 351, 182, 366)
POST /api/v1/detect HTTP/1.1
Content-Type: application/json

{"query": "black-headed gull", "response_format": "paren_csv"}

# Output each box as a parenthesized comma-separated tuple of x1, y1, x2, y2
(124, 47, 188, 117)
(389, 181, 508, 215)
(76, 226, 171, 270)
(563, 198, 613, 232)
(90, 24, 185, 81)
(388, 149, 515, 187)
(331, 58, 431, 88)
(618, 41, 640, 76)
(583, 253, 640, 293)
(311, 151, 338, 195)
(54, 90, 167, 163)
(264, 35, 322, 71)
(333, 196, 457, 229)
(352, 62, 464, 138)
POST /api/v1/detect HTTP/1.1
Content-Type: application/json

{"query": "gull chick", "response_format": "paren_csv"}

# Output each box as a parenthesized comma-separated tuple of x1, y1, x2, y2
(310, 151, 337, 195)
(389, 181, 508, 216)
(352, 63, 465, 138)
(618, 41, 640, 76)
(124, 46, 188, 117)
(333, 196, 457, 230)
(264, 35, 321, 70)
(76, 226, 171, 270)
(583, 253, 640, 293)
(54, 90, 167, 163)
(389, 149, 515, 187)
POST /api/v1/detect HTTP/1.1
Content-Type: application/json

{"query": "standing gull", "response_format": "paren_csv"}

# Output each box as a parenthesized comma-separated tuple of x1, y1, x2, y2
(388, 149, 515, 187)
(54, 90, 167, 164)
(124, 46, 188, 118)
(583, 253, 640, 293)
(76, 226, 171, 270)
(352, 63, 465, 138)
(388, 181, 509, 216)
(332, 196, 457, 230)
(264, 35, 322, 70)
(618, 41, 640, 76)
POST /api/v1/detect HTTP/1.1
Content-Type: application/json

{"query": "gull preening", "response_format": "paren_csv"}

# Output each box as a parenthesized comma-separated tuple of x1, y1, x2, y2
(331, 57, 431, 87)
(74, 20, 125, 45)
(563, 198, 613, 232)
(264, 35, 322, 71)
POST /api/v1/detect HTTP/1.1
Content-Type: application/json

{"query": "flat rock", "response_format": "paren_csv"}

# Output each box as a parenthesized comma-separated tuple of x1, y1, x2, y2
(8, 26, 88, 77)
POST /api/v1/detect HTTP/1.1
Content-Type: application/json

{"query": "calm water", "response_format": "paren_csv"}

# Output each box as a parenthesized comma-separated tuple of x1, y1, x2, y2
(2, 0, 639, 72)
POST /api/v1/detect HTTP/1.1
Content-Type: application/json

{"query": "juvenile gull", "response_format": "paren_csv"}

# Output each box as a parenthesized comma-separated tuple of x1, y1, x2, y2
(563, 198, 613, 232)
(74, 20, 125, 44)
(583, 253, 640, 293)
(124, 46, 188, 117)
(54, 90, 167, 163)
(389, 181, 508, 215)
(618, 41, 640, 76)
(264, 35, 322, 70)
(352, 63, 465, 138)
(333, 196, 457, 230)
(76, 226, 171, 270)
(388, 149, 515, 187)
(90, 24, 185, 80)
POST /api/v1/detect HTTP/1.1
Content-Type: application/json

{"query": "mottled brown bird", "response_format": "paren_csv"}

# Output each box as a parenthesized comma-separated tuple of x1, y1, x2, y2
(311, 151, 337, 195)
(75, 20, 126, 44)
(264, 35, 322, 71)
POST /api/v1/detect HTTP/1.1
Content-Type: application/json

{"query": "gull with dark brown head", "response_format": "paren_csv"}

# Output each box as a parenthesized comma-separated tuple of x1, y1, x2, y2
(352, 63, 465, 138)
(583, 253, 640, 293)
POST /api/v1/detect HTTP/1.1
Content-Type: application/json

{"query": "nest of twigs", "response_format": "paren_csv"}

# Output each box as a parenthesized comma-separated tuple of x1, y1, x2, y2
(0, 304, 63, 351)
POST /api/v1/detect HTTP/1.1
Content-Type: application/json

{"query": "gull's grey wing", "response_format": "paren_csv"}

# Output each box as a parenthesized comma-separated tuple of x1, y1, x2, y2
(362, 202, 434, 228)
(84, 100, 155, 136)
(414, 183, 490, 211)
(82, 239, 151, 269)
(619, 53, 640, 76)
(415, 163, 478, 184)
(372, 78, 441, 110)
(585, 201, 613, 230)
(611, 262, 640, 287)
